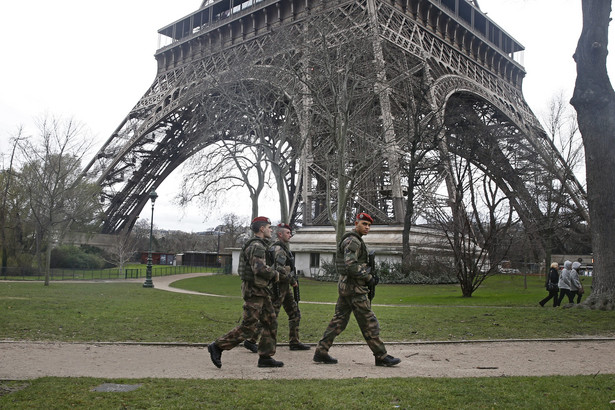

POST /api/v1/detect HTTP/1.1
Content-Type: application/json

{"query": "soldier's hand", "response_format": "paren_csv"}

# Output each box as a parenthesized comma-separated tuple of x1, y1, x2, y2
(367, 276, 376, 287)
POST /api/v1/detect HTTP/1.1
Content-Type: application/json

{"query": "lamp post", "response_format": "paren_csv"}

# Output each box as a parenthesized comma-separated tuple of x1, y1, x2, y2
(216, 230, 225, 268)
(143, 189, 158, 288)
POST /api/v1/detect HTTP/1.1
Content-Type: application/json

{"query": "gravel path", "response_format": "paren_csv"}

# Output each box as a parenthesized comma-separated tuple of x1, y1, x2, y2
(2, 339, 614, 380)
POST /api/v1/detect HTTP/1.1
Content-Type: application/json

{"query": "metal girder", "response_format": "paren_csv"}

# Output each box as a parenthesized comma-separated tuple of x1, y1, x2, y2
(82, 0, 587, 236)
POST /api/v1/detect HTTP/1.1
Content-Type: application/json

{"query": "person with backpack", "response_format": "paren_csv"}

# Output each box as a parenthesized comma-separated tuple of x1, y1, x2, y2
(207, 216, 283, 368)
(313, 212, 401, 367)
(242, 223, 310, 353)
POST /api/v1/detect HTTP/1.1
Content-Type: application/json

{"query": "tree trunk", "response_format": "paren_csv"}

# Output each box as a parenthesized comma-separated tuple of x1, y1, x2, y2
(271, 163, 289, 223)
(570, 0, 615, 309)
(44, 240, 52, 286)
(401, 169, 417, 272)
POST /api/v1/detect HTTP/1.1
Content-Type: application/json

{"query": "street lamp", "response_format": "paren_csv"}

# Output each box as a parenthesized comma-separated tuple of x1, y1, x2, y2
(216, 230, 225, 268)
(143, 189, 158, 288)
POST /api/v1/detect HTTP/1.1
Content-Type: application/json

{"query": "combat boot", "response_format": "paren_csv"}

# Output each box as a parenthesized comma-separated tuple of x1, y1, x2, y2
(257, 356, 284, 368)
(243, 340, 258, 353)
(313, 351, 338, 364)
(208, 342, 222, 368)
(375, 355, 401, 367)
(289, 342, 311, 351)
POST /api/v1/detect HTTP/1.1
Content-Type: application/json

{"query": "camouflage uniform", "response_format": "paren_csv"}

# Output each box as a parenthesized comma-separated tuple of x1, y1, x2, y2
(315, 230, 388, 359)
(251, 240, 302, 344)
(214, 237, 279, 357)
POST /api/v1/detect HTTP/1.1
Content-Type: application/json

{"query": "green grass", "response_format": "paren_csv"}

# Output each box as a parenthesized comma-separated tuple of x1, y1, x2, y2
(0, 274, 612, 343)
(1, 375, 614, 409)
(173, 273, 593, 306)
(1, 273, 614, 408)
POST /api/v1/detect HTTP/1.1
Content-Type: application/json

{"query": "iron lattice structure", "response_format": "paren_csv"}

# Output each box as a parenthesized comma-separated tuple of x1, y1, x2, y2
(83, 0, 587, 235)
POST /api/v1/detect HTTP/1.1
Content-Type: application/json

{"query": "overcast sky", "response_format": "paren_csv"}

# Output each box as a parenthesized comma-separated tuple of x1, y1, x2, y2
(1, 0, 612, 231)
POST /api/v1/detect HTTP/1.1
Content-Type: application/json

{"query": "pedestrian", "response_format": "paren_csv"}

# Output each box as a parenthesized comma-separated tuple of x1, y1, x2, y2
(313, 212, 401, 367)
(555, 260, 575, 307)
(539, 262, 559, 307)
(207, 216, 283, 368)
(243, 223, 311, 352)
(570, 261, 585, 304)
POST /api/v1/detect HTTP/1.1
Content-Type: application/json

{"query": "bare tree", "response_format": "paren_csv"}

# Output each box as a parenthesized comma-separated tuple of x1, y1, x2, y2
(218, 213, 250, 248)
(106, 229, 139, 278)
(17, 116, 102, 285)
(386, 60, 447, 271)
(570, 0, 615, 309)
(1, 130, 24, 273)
(287, 20, 384, 241)
(428, 146, 517, 297)
(209, 80, 302, 224)
(534, 93, 587, 272)
(180, 138, 269, 221)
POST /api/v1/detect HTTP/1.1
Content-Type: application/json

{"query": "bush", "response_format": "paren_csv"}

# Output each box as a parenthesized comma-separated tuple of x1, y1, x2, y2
(378, 258, 458, 284)
(50, 245, 110, 269)
(318, 255, 458, 284)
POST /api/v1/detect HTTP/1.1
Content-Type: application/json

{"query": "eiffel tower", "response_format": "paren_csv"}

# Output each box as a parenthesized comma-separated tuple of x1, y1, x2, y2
(83, 0, 587, 235)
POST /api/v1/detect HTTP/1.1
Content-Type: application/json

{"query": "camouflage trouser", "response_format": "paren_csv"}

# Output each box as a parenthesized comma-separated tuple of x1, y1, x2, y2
(215, 293, 278, 357)
(250, 282, 302, 344)
(316, 292, 387, 359)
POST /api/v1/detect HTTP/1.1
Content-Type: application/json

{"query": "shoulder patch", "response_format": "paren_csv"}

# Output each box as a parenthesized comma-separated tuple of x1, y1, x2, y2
(345, 237, 360, 252)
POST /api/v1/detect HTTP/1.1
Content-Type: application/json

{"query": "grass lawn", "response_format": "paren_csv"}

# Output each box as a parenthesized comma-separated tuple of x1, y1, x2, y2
(1, 273, 613, 408)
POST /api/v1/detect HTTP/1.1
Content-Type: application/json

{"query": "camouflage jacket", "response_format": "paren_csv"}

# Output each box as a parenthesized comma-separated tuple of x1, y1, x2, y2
(335, 231, 372, 295)
(239, 237, 276, 293)
(269, 240, 297, 286)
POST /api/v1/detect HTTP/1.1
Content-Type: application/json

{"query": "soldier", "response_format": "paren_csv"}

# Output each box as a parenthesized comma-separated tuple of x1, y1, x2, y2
(313, 212, 401, 367)
(243, 223, 310, 352)
(207, 216, 283, 368)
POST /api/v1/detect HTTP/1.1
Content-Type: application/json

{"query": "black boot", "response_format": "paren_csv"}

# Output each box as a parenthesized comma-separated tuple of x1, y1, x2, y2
(289, 342, 311, 351)
(313, 351, 338, 364)
(257, 356, 284, 368)
(208, 342, 222, 368)
(375, 355, 401, 367)
(243, 340, 258, 353)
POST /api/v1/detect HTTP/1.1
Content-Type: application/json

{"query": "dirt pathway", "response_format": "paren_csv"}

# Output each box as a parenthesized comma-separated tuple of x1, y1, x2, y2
(2, 339, 614, 380)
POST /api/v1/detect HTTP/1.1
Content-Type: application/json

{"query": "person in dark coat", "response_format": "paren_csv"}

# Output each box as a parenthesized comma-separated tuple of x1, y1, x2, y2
(570, 261, 585, 304)
(539, 262, 559, 307)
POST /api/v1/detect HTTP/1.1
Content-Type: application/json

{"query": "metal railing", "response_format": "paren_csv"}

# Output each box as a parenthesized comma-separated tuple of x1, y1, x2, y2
(0, 264, 229, 281)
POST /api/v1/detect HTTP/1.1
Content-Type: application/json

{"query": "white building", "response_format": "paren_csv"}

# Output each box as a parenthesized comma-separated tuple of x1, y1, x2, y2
(231, 225, 451, 276)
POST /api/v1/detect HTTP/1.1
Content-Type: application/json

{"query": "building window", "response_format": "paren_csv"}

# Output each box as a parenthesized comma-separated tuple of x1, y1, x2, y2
(310, 253, 320, 268)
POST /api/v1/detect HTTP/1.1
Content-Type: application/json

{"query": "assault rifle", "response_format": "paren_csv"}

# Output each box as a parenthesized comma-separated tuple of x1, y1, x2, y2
(290, 255, 300, 303)
(266, 247, 280, 300)
(367, 251, 378, 301)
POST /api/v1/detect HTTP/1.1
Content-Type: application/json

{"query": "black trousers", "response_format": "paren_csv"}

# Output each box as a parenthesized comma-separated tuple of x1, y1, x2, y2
(555, 289, 574, 307)
(539, 289, 559, 307)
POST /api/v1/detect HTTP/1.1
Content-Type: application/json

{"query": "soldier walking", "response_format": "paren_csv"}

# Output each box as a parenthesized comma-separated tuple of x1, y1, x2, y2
(313, 212, 401, 367)
(243, 223, 310, 353)
(207, 216, 283, 368)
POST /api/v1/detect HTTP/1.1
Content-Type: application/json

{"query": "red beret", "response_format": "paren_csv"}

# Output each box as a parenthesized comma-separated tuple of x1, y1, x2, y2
(252, 216, 271, 224)
(277, 223, 292, 231)
(357, 212, 374, 223)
